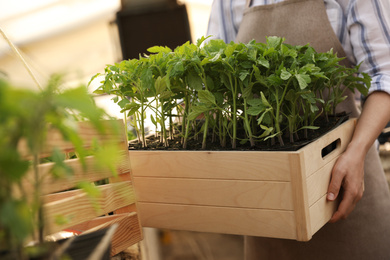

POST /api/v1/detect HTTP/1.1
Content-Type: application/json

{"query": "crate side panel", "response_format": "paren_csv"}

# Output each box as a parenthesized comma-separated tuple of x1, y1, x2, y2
(289, 153, 311, 241)
(300, 119, 356, 178)
(133, 177, 294, 210)
(129, 150, 292, 181)
(309, 194, 338, 236)
(306, 156, 337, 206)
(138, 202, 297, 240)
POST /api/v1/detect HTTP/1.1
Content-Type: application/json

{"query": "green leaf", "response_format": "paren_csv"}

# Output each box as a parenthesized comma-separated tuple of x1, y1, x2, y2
(240, 61, 253, 69)
(93, 89, 105, 95)
(260, 91, 271, 107)
(281, 68, 292, 81)
(221, 74, 231, 90)
(88, 73, 101, 87)
(285, 89, 296, 101)
(109, 65, 119, 73)
(0, 200, 33, 242)
(121, 102, 141, 114)
(55, 86, 105, 124)
(77, 181, 101, 198)
(298, 125, 319, 131)
(196, 35, 211, 47)
(257, 57, 270, 68)
(246, 98, 262, 107)
(198, 90, 216, 105)
(242, 84, 253, 99)
(93, 142, 120, 177)
(147, 46, 172, 53)
(0, 149, 29, 181)
(150, 114, 157, 125)
(295, 73, 311, 89)
(210, 52, 221, 62)
(159, 90, 172, 100)
(248, 48, 257, 61)
(55, 215, 72, 226)
(266, 36, 283, 49)
(51, 147, 73, 179)
(267, 74, 283, 86)
(224, 44, 236, 57)
(118, 98, 130, 109)
(263, 131, 279, 141)
(257, 108, 272, 125)
(206, 76, 215, 91)
(247, 105, 265, 116)
(239, 71, 250, 81)
(187, 71, 203, 91)
(188, 105, 209, 120)
(258, 125, 274, 138)
(77, 181, 102, 212)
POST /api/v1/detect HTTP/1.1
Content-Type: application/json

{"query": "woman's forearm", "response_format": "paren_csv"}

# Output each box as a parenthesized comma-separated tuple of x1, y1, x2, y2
(351, 91, 390, 154)
(327, 91, 390, 222)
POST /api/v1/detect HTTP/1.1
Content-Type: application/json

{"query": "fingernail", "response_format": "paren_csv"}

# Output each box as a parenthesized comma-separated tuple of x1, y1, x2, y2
(327, 193, 335, 201)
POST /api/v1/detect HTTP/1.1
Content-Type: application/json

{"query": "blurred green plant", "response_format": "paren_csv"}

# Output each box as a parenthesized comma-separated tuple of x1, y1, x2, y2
(0, 75, 119, 259)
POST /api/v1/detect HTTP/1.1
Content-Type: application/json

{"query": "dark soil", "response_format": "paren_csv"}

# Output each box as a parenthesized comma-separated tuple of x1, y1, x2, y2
(129, 114, 349, 152)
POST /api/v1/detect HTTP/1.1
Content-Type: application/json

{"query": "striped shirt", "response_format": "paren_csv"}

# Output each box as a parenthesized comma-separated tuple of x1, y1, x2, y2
(206, 0, 390, 95)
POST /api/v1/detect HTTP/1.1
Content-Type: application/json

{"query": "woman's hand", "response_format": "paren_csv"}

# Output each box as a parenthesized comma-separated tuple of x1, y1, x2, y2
(327, 142, 365, 222)
(327, 91, 390, 223)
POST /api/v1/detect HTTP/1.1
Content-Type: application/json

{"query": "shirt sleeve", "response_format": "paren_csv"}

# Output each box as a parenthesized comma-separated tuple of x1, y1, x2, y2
(206, 0, 245, 43)
(346, 0, 390, 95)
(206, 0, 224, 41)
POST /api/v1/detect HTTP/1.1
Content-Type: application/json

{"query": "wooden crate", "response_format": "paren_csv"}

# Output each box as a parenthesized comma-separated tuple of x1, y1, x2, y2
(129, 119, 356, 241)
(21, 120, 143, 256)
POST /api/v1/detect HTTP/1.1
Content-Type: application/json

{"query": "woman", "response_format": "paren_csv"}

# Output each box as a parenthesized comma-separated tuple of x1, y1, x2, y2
(207, 0, 390, 259)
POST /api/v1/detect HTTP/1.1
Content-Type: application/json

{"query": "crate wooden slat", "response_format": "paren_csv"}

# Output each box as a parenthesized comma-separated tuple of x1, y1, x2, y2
(66, 213, 142, 256)
(23, 120, 142, 256)
(21, 150, 131, 195)
(138, 202, 297, 239)
(130, 150, 291, 181)
(44, 181, 136, 234)
(18, 120, 125, 159)
(129, 119, 356, 241)
(133, 177, 293, 210)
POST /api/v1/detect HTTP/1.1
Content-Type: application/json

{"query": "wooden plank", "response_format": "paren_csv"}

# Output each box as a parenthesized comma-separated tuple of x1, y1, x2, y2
(43, 181, 136, 234)
(137, 202, 297, 240)
(106, 213, 142, 256)
(67, 213, 143, 256)
(309, 194, 338, 236)
(133, 177, 294, 210)
(306, 156, 337, 206)
(110, 149, 140, 215)
(129, 150, 292, 181)
(19, 120, 126, 158)
(301, 119, 356, 178)
(21, 151, 131, 195)
(289, 152, 311, 241)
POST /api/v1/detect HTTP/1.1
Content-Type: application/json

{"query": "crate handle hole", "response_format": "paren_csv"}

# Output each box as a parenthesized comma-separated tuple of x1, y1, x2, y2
(321, 139, 340, 159)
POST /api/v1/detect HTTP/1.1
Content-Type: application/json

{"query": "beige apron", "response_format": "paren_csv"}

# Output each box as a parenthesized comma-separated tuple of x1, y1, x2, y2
(236, 0, 390, 259)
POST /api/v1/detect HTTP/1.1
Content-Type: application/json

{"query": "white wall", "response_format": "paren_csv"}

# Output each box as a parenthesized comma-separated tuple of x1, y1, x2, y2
(181, 0, 212, 42)
(0, 0, 121, 89)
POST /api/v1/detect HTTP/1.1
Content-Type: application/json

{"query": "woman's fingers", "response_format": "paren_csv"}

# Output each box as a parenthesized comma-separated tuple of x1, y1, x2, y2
(327, 150, 365, 223)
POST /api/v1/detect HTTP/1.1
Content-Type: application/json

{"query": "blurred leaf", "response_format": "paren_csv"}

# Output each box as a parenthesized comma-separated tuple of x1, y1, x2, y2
(198, 90, 216, 105)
